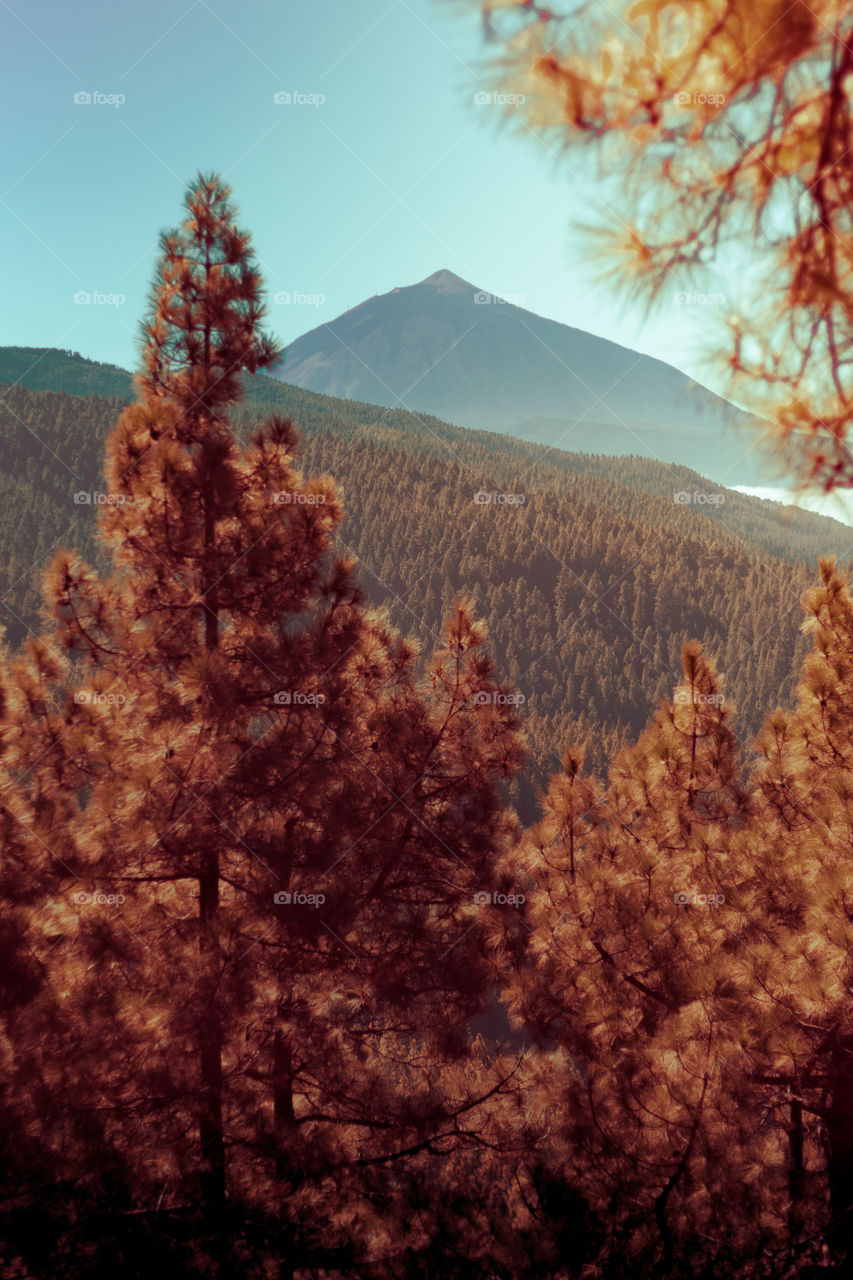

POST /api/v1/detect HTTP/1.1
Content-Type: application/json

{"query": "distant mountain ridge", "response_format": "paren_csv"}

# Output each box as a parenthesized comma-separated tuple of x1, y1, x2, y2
(277, 270, 772, 487)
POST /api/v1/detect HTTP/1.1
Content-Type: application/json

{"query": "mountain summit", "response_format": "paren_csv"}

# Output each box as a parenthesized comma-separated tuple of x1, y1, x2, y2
(417, 268, 477, 293)
(275, 272, 770, 486)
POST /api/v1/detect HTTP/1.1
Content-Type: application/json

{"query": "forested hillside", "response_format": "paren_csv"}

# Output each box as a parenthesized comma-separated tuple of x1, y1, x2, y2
(6, 155, 853, 1277)
(3, 346, 846, 560)
(0, 369, 846, 810)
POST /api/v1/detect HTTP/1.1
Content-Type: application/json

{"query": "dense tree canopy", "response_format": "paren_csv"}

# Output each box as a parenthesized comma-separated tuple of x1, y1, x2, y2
(4, 168, 853, 1278)
(0, 176, 524, 1278)
(0, 375, 844, 813)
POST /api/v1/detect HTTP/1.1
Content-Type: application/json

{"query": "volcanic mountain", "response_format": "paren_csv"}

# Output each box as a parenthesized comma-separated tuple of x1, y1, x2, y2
(276, 268, 772, 487)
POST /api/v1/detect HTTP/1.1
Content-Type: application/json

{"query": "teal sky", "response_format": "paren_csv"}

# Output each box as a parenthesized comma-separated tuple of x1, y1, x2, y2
(1, 0, 742, 390)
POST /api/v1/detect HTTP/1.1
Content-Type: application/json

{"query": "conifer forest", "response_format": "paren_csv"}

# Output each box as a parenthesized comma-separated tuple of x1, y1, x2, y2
(4, 2, 853, 1276)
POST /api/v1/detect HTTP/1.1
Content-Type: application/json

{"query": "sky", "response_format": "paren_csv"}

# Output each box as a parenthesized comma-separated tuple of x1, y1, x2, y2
(4, 0, 850, 524)
(1, 0, 738, 381)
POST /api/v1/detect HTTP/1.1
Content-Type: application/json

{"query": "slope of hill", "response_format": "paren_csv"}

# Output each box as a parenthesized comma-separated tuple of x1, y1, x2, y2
(0, 363, 847, 818)
(0, 346, 136, 399)
(275, 269, 772, 486)
(0, 345, 847, 563)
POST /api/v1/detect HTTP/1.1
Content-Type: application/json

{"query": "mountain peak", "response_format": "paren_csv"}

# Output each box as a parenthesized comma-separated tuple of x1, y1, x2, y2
(277, 271, 764, 486)
(418, 268, 476, 293)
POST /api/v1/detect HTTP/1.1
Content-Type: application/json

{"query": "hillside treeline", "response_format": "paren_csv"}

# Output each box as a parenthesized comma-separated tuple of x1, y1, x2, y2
(0, 377, 842, 806)
(3, 176, 853, 1279)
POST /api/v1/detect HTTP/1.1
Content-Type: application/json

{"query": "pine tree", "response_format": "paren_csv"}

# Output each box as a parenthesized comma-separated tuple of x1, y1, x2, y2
(501, 645, 782, 1275)
(0, 175, 524, 1277)
(742, 558, 853, 1271)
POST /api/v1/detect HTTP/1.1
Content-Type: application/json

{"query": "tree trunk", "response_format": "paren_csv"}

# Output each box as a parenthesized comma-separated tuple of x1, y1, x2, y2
(788, 1096, 805, 1246)
(198, 430, 226, 1267)
(827, 1037, 853, 1275)
(273, 1011, 300, 1280)
(199, 849, 226, 1270)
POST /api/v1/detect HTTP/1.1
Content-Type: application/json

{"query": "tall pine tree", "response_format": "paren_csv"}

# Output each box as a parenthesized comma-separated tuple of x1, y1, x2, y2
(501, 645, 783, 1276)
(743, 558, 853, 1273)
(0, 175, 524, 1278)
